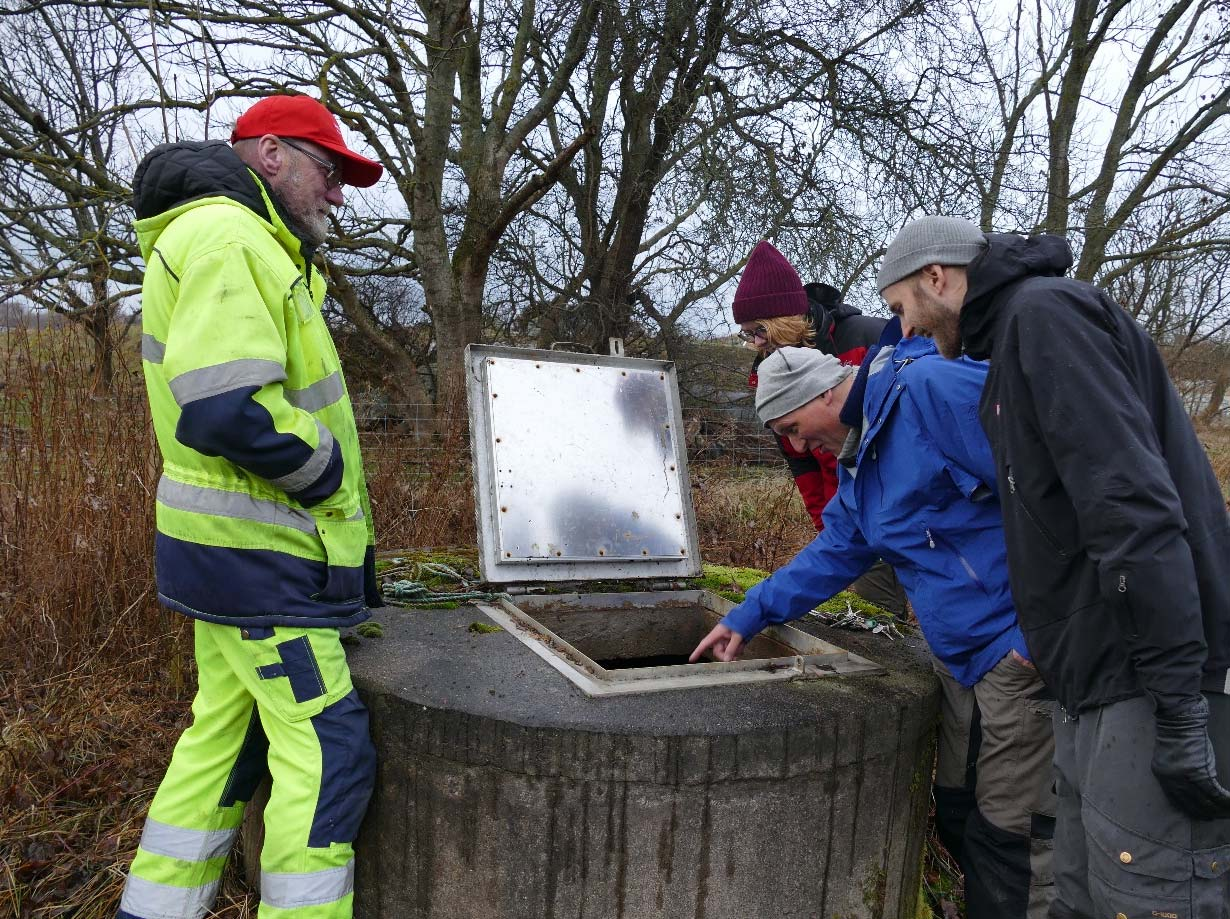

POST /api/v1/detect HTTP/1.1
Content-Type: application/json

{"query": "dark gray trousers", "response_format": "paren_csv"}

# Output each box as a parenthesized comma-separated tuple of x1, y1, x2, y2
(1049, 693, 1230, 919)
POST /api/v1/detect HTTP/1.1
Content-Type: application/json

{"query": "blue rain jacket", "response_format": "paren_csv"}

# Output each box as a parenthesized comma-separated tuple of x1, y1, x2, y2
(722, 336, 1027, 686)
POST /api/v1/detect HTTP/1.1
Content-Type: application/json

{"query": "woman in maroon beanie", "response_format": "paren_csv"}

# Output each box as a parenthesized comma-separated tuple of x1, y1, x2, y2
(733, 240, 905, 614)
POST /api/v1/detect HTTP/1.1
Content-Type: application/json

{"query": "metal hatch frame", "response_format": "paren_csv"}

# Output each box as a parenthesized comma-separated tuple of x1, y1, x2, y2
(473, 590, 885, 696)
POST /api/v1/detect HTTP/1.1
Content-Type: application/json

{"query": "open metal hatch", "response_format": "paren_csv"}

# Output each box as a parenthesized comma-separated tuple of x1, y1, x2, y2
(465, 344, 881, 696)
(466, 344, 700, 582)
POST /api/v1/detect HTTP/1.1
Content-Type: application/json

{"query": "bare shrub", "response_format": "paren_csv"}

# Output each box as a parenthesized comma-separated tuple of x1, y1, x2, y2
(691, 467, 815, 570)
(362, 427, 477, 553)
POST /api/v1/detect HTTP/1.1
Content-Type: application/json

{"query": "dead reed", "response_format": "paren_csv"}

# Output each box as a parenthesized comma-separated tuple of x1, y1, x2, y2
(361, 429, 477, 552)
(1198, 422, 1230, 501)
(6, 321, 1218, 918)
(691, 466, 815, 569)
(0, 327, 168, 673)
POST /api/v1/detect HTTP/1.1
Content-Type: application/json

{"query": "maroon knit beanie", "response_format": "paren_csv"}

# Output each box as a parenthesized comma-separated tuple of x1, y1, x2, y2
(731, 241, 809, 323)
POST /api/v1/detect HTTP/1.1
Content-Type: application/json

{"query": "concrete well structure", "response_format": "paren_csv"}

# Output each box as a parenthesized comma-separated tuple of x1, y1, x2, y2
(321, 344, 942, 918)
(344, 606, 939, 919)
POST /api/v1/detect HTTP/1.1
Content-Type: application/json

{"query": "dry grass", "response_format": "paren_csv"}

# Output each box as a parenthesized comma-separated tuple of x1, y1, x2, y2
(0, 328, 167, 675)
(4, 322, 1226, 918)
(691, 466, 816, 569)
(361, 429, 476, 552)
(1197, 422, 1230, 501)
(0, 664, 256, 918)
(0, 328, 262, 917)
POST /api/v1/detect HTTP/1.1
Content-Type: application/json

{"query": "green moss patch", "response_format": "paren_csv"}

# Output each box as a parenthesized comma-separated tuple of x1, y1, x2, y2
(689, 563, 770, 602)
(690, 564, 895, 622)
(814, 590, 892, 618)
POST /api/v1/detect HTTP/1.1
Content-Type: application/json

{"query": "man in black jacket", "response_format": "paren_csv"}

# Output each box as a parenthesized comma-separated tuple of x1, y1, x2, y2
(875, 216, 1230, 919)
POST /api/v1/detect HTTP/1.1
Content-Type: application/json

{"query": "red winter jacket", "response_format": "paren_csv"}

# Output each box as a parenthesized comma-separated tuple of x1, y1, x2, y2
(751, 288, 886, 530)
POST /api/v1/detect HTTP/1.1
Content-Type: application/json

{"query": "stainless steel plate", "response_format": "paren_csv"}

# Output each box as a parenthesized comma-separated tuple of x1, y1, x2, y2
(466, 344, 701, 583)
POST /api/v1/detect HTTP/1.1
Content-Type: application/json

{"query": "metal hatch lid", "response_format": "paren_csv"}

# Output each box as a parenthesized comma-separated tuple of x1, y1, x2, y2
(465, 344, 702, 584)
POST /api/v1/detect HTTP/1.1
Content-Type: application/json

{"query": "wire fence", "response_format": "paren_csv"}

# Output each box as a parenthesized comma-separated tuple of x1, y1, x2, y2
(351, 400, 786, 469)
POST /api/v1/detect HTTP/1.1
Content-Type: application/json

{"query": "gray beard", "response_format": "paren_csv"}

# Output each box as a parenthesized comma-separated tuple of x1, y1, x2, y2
(289, 212, 329, 247)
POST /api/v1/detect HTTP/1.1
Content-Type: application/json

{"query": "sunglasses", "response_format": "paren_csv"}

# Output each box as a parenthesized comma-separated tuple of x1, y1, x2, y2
(279, 137, 343, 189)
(737, 326, 769, 343)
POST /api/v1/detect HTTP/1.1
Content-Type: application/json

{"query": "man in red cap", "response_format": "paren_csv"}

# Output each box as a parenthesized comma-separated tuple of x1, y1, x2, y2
(229, 93, 384, 243)
(118, 95, 384, 918)
(732, 240, 905, 615)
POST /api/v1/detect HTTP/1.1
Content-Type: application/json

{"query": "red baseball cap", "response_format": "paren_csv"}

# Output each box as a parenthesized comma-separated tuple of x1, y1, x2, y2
(231, 95, 383, 188)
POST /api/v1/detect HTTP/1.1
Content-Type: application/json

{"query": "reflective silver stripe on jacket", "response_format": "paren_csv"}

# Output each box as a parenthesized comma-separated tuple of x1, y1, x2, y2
(285, 371, 344, 413)
(157, 476, 316, 534)
(168, 359, 287, 406)
(138, 818, 236, 862)
(142, 334, 166, 364)
(120, 874, 220, 919)
(261, 859, 354, 908)
(268, 421, 335, 495)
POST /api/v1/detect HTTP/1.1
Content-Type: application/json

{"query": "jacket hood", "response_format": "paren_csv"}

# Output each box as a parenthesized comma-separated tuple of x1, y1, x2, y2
(805, 281, 864, 324)
(134, 140, 272, 222)
(960, 232, 1073, 359)
(132, 140, 312, 265)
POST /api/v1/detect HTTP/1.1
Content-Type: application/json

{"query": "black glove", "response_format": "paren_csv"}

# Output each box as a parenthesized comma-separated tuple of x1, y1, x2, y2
(1151, 695, 1230, 819)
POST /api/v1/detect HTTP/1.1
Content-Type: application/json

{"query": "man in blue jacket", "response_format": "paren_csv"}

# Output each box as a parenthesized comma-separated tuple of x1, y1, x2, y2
(691, 337, 1055, 919)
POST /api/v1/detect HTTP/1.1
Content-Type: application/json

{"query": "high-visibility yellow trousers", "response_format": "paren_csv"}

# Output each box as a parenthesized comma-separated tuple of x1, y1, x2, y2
(117, 619, 376, 919)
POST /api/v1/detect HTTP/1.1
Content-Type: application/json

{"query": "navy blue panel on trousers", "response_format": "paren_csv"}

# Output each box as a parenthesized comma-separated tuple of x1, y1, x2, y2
(963, 806, 1031, 918)
(274, 636, 328, 703)
(308, 689, 376, 848)
(155, 534, 368, 628)
(933, 784, 977, 865)
(176, 385, 343, 501)
(218, 704, 269, 807)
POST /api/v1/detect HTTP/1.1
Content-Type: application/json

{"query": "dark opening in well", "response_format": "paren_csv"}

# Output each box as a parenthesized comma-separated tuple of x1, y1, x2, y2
(528, 602, 802, 671)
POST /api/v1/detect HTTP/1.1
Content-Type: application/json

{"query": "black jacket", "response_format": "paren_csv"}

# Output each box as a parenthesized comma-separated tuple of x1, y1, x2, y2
(804, 282, 886, 358)
(960, 233, 1230, 714)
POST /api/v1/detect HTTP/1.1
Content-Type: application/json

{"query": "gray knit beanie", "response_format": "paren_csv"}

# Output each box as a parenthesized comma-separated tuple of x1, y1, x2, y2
(876, 216, 987, 292)
(755, 347, 853, 425)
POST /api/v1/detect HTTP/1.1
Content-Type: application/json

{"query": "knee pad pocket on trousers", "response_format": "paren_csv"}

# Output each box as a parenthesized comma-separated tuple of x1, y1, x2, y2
(307, 689, 376, 848)
(962, 807, 1033, 918)
(933, 784, 977, 861)
(1081, 803, 1197, 915)
(1031, 811, 1056, 841)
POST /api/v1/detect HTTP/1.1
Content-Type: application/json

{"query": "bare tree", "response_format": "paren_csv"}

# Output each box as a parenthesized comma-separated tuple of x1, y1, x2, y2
(932, 0, 1230, 278)
(0, 2, 156, 389)
(497, 0, 929, 356)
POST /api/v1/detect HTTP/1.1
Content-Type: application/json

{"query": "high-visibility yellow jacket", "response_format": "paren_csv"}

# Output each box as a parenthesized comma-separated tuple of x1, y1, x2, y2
(133, 140, 377, 627)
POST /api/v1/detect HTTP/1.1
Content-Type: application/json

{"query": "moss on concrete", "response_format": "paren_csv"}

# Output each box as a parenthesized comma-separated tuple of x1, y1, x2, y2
(815, 591, 892, 618)
(356, 621, 384, 639)
(690, 563, 769, 602)
(691, 564, 894, 624)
